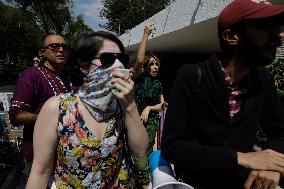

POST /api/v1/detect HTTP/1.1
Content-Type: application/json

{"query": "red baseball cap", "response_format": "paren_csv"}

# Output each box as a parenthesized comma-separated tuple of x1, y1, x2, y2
(218, 0, 284, 39)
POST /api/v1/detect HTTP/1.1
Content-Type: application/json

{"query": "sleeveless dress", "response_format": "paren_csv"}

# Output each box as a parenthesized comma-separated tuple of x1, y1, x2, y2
(53, 93, 135, 189)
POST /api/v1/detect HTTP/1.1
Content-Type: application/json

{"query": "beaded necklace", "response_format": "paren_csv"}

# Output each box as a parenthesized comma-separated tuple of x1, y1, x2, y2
(38, 66, 69, 95)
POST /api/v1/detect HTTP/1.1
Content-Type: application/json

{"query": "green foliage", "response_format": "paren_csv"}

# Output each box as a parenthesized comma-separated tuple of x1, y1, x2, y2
(267, 59, 284, 98)
(0, 1, 93, 81)
(7, 0, 73, 34)
(100, 0, 171, 34)
(0, 2, 42, 68)
(64, 15, 93, 46)
(256, 59, 284, 148)
(255, 126, 267, 148)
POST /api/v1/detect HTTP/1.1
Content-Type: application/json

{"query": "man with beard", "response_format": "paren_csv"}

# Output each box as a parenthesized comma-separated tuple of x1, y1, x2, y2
(9, 34, 72, 181)
(161, 0, 284, 189)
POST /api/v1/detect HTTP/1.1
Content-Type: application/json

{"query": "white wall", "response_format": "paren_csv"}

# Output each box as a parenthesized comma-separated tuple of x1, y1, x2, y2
(120, 0, 284, 53)
(120, 0, 231, 53)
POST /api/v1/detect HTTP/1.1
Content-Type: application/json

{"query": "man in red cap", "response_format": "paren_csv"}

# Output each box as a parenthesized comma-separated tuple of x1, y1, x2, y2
(162, 0, 284, 188)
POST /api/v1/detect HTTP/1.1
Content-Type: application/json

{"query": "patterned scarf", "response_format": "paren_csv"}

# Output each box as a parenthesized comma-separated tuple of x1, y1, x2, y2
(78, 67, 128, 121)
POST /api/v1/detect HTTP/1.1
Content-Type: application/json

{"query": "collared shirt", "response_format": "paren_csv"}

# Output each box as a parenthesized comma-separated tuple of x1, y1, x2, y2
(219, 62, 248, 118)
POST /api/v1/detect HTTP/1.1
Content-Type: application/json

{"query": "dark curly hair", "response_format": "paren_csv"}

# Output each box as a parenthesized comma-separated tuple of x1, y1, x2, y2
(143, 54, 160, 74)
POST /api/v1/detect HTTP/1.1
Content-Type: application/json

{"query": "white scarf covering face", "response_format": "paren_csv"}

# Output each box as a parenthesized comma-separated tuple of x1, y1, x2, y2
(78, 66, 129, 121)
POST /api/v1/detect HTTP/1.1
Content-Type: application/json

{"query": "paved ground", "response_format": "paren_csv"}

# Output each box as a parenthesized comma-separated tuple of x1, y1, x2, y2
(0, 140, 26, 189)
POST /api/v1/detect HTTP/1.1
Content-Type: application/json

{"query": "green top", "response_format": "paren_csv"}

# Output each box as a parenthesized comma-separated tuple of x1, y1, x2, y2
(134, 73, 163, 131)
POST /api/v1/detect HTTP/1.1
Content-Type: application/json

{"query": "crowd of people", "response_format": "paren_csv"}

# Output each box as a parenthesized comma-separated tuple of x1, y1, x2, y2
(5, 0, 284, 188)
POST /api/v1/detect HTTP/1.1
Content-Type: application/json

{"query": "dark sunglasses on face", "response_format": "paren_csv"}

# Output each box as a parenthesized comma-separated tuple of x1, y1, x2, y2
(93, 53, 130, 67)
(44, 43, 70, 53)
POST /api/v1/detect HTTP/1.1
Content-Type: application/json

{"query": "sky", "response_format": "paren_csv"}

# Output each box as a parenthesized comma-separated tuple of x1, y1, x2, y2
(73, 0, 107, 31)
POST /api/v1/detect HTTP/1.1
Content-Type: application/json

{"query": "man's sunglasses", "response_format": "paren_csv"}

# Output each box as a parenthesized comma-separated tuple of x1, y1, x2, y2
(44, 43, 70, 53)
(93, 53, 130, 67)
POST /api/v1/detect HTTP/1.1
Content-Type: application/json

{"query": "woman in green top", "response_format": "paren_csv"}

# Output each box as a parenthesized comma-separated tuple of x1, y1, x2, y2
(131, 23, 165, 189)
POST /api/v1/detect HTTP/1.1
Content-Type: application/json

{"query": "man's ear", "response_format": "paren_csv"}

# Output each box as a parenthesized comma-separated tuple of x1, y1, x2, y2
(222, 29, 239, 46)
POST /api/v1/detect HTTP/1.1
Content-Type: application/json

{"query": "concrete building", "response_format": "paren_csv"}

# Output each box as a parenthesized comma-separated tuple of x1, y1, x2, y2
(120, 0, 229, 53)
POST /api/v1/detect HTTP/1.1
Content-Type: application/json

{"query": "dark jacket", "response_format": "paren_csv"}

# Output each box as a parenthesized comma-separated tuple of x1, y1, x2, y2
(161, 55, 284, 189)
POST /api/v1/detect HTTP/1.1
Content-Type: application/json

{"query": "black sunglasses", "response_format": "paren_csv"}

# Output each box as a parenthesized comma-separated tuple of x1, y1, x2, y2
(93, 53, 130, 67)
(44, 43, 70, 53)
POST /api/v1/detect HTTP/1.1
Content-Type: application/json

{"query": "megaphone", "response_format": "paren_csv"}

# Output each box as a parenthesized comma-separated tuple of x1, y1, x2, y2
(149, 150, 194, 189)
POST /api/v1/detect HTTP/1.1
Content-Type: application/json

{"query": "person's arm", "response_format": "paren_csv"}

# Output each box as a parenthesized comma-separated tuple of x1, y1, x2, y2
(25, 97, 59, 189)
(141, 94, 165, 123)
(161, 65, 238, 172)
(9, 69, 38, 127)
(14, 112, 38, 127)
(132, 23, 154, 79)
(112, 71, 148, 157)
(237, 150, 284, 174)
(150, 95, 165, 112)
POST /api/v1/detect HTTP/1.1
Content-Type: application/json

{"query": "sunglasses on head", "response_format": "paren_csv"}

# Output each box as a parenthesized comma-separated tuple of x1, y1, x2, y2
(44, 43, 70, 53)
(93, 53, 130, 67)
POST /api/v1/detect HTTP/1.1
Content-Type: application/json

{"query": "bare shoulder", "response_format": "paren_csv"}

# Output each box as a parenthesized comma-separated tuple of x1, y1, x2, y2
(37, 96, 60, 122)
(34, 96, 60, 136)
(41, 96, 60, 113)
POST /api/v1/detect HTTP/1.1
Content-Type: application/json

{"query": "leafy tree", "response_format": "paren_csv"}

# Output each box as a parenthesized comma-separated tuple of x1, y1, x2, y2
(0, 2, 42, 75)
(5, 0, 93, 44)
(0, 1, 93, 83)
(269, 60, 284, 95)
(100, 0, 170, 34)
(268, 59, 284, 103)
(7, 0, 73, 34)
(64, 15, 93, 46)
(256, 51, 284, 148)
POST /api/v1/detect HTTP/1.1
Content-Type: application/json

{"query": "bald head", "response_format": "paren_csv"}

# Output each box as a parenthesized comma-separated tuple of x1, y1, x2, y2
(44, 34, 65, 47)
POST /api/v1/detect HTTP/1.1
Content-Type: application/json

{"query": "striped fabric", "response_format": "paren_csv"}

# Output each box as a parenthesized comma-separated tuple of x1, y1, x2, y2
(276, 38, 284, 60)
(219, 62, 247, 118)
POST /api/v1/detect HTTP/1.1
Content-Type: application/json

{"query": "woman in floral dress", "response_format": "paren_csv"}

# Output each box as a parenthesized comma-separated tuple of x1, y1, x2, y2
(25, 31, 148, 189)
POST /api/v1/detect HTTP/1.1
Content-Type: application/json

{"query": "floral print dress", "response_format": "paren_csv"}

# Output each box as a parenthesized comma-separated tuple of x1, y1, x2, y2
(54, 93, 134, 189)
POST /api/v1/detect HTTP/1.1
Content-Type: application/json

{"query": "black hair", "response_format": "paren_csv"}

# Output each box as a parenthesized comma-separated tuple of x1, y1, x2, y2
(67, 31, 125, 87)
(75, 31, 125, 66)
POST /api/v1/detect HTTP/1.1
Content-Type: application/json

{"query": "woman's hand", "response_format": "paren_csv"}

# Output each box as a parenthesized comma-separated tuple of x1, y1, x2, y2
(112, 69, 148, 157)
(141, 106, 151, 123)
(162, 102, 168, 110)
(144, 22, 155, 37)
(111, 70, 136, 112)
